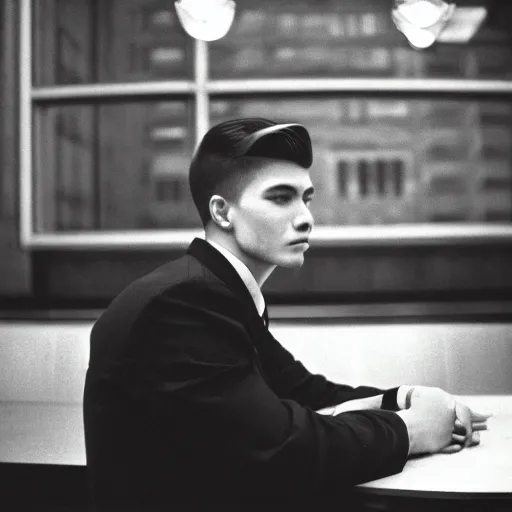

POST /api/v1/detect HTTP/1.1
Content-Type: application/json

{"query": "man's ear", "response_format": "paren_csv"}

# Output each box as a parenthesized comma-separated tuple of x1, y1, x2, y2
(209, 195, 233, 230)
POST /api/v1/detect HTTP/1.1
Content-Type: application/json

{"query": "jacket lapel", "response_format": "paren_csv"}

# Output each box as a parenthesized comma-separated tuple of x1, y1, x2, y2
(186, 238, 268, 340)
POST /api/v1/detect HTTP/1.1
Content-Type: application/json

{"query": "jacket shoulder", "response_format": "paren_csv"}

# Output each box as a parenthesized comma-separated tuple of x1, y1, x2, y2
(90, 253, 233, 349)
(91, 254, 243, 342)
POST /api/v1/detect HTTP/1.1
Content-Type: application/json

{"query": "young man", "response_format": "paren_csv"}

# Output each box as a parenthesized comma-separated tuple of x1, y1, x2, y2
(83, 118, 488, 510)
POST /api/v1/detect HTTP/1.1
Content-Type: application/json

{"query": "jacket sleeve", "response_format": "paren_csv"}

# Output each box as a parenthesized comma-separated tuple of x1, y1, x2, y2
(131, 280, 409, 497)
(257, 322, 398, 411)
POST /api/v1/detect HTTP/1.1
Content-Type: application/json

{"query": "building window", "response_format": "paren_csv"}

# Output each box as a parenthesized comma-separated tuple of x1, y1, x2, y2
(22, 0, 512, 248)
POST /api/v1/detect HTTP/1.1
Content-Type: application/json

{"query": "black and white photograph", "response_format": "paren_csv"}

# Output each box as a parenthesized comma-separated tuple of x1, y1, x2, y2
(0, 1, 511, 510)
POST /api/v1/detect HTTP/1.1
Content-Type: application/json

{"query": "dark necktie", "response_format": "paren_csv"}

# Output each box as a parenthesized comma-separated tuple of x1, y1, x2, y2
(261, 306, 269, 328)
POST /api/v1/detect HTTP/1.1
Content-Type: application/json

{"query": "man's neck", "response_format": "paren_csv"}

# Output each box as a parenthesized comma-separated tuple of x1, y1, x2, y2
(204, 231, 275, 287)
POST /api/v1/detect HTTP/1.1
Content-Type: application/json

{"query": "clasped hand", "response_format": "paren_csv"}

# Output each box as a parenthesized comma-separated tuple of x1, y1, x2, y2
(402, 386, 492, 456)
(440, 397, 491, 454)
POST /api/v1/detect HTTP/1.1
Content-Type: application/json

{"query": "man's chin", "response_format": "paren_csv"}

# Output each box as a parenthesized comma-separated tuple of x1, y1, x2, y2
(277, 256, 305, 268)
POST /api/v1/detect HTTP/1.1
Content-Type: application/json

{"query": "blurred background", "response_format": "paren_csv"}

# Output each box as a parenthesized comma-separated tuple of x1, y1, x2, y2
(1, 0, 512, 309)
(0, 1, 512, 507)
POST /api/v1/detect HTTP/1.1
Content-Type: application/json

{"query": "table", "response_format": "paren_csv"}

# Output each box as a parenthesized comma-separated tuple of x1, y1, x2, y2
(355, 395, 512, 510)
(1, 396, 511, 504)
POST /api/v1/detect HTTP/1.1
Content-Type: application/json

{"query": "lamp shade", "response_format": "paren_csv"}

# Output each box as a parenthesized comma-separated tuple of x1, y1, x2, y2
(392, 0, 456, 49)
(175, 0, 236, 41)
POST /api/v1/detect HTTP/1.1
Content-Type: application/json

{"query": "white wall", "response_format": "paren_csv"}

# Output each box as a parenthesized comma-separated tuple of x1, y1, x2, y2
(0, 320, 511, 404)
(0, 320, 511, 465)
(0, 322, 92, 403)
(273, 322, 512, 395)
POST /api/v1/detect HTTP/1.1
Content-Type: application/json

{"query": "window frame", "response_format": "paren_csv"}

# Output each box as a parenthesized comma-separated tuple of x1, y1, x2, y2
(19, 0, 512, 250)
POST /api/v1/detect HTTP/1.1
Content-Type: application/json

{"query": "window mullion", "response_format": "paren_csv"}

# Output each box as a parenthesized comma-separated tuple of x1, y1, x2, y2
(20, 0, 33, 245)
(194, 39, 209, 148)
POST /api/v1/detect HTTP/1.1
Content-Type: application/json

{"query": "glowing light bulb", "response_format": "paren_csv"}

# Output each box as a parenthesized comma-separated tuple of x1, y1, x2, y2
(399, 0, 445, 28)
(400, 25, 437, 49)
(392, 0, 455, 49)
(175, 0, 236, 41)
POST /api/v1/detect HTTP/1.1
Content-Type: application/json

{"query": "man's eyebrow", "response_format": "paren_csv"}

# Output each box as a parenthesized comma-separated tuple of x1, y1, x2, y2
(265, 184, 296, 194)
(265, 184, 315, 195)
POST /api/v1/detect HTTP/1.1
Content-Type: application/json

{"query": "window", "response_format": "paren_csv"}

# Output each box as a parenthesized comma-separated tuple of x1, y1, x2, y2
(34, 102, 197, 232)
(209, 0, 512, 80)
(21, 0, 512, 249)
(334, 153, 408, 224)
(33, 0, 192, 85)
(210, 96, 512, 227)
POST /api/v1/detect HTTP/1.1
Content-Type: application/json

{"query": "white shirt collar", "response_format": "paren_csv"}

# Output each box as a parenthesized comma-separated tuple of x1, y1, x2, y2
(206, 240, 266, 317)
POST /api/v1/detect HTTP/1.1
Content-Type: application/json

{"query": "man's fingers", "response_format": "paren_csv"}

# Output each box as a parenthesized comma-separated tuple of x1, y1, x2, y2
(443, 431, 480, 454)
(455, 402, 473, 448)
(453, 422, 466, 435)
(440, 443, 463, 454)
(470, 431, 481, 446)
(453, 431, 480, 444)
(471, 411, 493, 422)
(454, 420, 488, 433)
(453, 406, 493, 423)
(449, 430, 480, 448)
(452, 433, 466, 444)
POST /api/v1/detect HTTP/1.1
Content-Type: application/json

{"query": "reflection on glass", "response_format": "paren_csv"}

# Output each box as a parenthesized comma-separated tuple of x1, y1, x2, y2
(33, 0, 192, 85)
(211, 97, 512, 225)
(35, 101, 199, 232)
(209, 0, 512, 79)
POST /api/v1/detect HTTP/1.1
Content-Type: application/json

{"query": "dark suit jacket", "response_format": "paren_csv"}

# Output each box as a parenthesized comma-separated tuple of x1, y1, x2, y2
(83, 238, 409, 509)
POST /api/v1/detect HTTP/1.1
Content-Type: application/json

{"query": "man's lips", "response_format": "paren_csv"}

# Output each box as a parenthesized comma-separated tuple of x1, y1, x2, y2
(289, 238, 309, 245)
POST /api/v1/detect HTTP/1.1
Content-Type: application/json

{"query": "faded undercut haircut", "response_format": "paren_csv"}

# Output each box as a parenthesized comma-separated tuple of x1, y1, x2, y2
(188, 118, 313, 227)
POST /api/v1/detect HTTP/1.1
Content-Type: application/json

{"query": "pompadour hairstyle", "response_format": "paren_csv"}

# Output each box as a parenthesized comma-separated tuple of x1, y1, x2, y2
(188, 117, 313, 227)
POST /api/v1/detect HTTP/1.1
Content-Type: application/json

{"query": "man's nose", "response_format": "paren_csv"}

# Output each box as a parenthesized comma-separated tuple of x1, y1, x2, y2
(294, 203, 314, 233)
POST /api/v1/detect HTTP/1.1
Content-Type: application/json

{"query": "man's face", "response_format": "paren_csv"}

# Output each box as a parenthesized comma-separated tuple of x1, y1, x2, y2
(229, 160, 315, 269)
